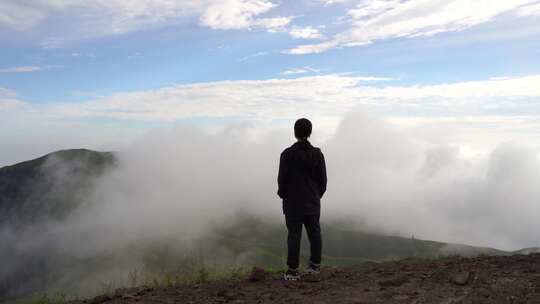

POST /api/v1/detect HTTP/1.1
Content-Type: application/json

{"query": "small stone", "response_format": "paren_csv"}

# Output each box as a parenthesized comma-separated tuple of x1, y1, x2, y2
(122, 294, 136, 299)
(451, 271, 470, 286)
(477, 287, 490, 298)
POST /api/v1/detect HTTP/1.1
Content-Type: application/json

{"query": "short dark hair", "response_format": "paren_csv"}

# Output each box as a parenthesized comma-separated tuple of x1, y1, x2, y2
(294, 118, 312, 139)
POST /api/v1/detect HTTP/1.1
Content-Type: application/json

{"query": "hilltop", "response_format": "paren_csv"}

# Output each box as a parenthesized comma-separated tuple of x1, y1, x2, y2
(78, 253, 540, 304)
(0, 149, 115, 226)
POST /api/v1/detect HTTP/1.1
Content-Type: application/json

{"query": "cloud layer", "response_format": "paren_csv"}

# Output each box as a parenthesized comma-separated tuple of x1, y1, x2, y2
(2, 73, 540, 167)
(287, 0, 540, 54)
(0, 88, 27, 112)
(49, 74, 540, 121)
(0, 0, 294, 46)
(1, 0, 538, 53)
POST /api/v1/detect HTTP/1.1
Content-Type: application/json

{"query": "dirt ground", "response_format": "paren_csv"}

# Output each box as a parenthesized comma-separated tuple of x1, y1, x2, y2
(79, 253, 540, 304)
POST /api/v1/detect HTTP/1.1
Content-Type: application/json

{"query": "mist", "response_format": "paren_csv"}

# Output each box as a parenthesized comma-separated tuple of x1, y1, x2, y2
(2, 111, 540, 298)
(35, 112, 540, 251)
(78, 111, 539, 251)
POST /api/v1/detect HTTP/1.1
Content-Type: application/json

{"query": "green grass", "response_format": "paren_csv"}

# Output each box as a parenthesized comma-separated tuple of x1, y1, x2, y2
(7, 293, 69, 304)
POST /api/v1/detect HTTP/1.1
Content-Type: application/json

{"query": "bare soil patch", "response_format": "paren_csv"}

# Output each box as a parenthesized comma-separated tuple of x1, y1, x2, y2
(77, 254, 540, 304)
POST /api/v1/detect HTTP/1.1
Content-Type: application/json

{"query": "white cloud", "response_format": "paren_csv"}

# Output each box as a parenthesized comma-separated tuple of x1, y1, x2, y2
(347, 0, 401, 19)
(288, 26, 324, 39)
(280, 66, 321, 75)
(317, 0, 349, 6)
(284, 40, 341, 54)
(1, 0, 538, 48)
(5, 74, 540, 158)
(365, 75, 540, 98)
(253, 16, 293, 31)
(70, 52, 96, 59)
(0, 88, 28, 112)
(0, 2, 46, 30)
(199, 0, 270, 29)
(0, 0, 290, 43)
(289, 0, 540, 54)
(516, 2, 540, 16)
(238, 51, 268, 62)
(0, 102, 19, 112)
(199, 0, 290, 30)
(48, 74, 540, 123)
(4, 74, 540, 174)
(57, 75, 362, 121)
(0, 66, 43, 73)
(351, 76, 394, 81)
(0, 1, 206, 35)
(0, 65, 60, 73)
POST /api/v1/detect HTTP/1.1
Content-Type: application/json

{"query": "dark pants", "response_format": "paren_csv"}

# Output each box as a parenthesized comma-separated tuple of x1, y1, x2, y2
(285, 214, 322, 269)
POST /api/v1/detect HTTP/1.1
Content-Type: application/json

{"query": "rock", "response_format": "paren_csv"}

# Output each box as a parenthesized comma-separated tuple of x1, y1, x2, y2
(378, 276, 409, 287)
(248, 267, 267, 282)
(451, 271, 470, 286)
(121, 294, 136, 300)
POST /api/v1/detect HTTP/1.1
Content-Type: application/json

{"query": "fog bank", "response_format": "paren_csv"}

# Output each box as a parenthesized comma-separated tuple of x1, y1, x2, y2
(73, 112, 540, 251)
(2, 111, 540, 298)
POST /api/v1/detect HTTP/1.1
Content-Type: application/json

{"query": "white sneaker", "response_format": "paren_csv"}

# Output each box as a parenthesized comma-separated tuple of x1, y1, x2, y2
(304, 263, 321, 275)
(284, 269, 300, 281)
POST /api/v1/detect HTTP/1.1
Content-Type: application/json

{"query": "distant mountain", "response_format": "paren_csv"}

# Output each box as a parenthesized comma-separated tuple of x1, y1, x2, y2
(204, 215, 509, 270)
(513, 247, 540, 255)
(0, 149, 116, 227)
(0, 149, 116, 302)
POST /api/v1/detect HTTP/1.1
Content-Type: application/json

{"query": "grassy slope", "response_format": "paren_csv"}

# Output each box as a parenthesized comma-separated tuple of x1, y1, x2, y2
(204, 215, 508, 270)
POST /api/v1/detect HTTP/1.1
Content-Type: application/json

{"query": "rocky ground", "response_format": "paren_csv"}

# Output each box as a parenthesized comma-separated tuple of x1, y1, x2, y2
(78, 253, 540, 304)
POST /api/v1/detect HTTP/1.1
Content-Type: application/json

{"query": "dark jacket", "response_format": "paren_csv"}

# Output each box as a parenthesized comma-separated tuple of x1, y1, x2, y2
(277, 140, 327, 215)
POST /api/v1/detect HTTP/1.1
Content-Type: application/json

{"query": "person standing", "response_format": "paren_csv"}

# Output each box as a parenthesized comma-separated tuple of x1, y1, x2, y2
(277, 118, 327, 281)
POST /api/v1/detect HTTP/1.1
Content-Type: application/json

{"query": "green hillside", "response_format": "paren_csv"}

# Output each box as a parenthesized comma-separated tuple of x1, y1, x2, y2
(202, 215, 507, 270)
(0, 149, 116, 301)
(0, 149, 115, 226)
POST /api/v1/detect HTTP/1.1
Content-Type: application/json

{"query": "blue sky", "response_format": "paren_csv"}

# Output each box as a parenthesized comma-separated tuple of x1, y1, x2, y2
(1, 0, 540, 165)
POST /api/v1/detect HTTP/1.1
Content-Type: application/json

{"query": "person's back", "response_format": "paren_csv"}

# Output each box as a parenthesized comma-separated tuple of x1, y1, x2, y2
(277, 118, 327, 281)
(279, 140, 326, 215)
